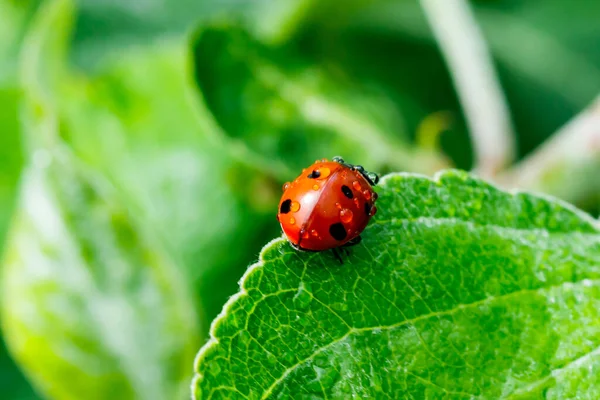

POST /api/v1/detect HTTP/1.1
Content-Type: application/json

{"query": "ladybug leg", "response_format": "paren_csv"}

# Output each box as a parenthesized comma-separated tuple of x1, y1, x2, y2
(343, 235, 362, 248)
(331, 248, 344, 264)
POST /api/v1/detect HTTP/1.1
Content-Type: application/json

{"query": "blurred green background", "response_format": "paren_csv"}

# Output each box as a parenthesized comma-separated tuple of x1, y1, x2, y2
(1, 0, 599, 399)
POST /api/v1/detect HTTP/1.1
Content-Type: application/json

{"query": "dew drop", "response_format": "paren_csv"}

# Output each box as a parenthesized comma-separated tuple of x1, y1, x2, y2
(340, 208, 354, 223)
(282, 182, 290, 191)
(312, 184, 320, 191)
(311, 229, 319, 237)
(314, 160, 321, 164)
(321, 158, 328, 162)
(208, 361, 222, 376)
(318, 167, 330, 179)
(352, 181, 361, 191)
(363, 190, 372, 201)
(331, 302, 348, 312)
(283, 351, 296, 364)
(290, 201, 301, 212)
(266, 354, 278, 365)
(289, 217, 296, 225)
(301, 229, 310, 239)
(354, 198, 360, 208)
(238, 331, 251, 345)
(335, 202, 342, 210)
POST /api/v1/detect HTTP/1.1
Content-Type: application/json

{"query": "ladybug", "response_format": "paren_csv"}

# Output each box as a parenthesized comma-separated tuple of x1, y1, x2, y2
(277, 156, 379, 263)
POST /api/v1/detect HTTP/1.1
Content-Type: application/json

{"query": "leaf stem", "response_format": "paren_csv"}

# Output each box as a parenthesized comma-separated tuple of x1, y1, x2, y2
(419, 0, 515, 178)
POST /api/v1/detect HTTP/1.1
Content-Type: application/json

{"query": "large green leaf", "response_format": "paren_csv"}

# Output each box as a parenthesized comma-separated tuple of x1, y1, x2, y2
(193, 24, 448, 179)
(193, 170, 600, 399)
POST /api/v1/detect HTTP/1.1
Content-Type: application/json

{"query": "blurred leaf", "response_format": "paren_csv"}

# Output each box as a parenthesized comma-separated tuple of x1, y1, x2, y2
(194, 170, 600, 399)
(0, 1, 40, 85)
(18, 2, 279, 322)
(1, 1, 199, 399)
(2, 154, 199, 400)
(57, 45, 281, 320)
(0, 87, 39, 400)
(193, 24, 448, 178)
(70, 0, 256, 69)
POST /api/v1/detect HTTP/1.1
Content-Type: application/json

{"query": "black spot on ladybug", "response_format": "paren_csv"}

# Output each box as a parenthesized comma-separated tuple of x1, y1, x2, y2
(280, 199, 292, 214)
(365, 202, 372, 216)
(341, 185, 353, 199)
(329, 223, 347, 241)
(307, 170, 321, 179)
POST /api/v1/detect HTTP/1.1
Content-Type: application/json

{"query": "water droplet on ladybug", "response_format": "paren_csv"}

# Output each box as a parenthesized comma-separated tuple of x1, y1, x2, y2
(352, 181, 361, 191)
(335, 202, 342, 210)
(290, 201, 301, 212)
(317, 167, 330, 179)
(311, 229, 318, 237)
(321, 158, 328, 162)
(363, 190, 371, 201)
(312, 184, 319, 191)
(282, 182, 290, 191)
(354, 198, 360, 208)
(314, 160, 320, 164)
(289, 217, 296, 225)
(301, 229, 309, 239)
(340, 209, 354, 223)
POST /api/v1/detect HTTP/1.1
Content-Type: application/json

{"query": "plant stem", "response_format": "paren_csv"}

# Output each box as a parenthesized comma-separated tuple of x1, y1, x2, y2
(419, 0, 515, 178)
(497, 96, 600, 205)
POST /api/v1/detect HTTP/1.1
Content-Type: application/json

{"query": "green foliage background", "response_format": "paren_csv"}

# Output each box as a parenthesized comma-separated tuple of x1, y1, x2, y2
(0, 0, 598, 399)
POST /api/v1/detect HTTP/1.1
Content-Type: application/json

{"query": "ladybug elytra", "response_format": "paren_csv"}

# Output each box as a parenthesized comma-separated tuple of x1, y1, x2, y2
(277, 156, 379, 262)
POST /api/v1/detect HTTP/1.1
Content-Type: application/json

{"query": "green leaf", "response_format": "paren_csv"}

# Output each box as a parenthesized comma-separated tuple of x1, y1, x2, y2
(2, 154, 200, 400)
(1, 1, 199, 398)
(192, 24, 447, 178)
(193, 170, 600, 399)
(53, 32, 280, 322)
(56, 46, 281, 320)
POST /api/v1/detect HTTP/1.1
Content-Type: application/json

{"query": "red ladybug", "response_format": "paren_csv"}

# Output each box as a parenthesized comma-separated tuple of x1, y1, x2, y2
(277, 156, 379, 262)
